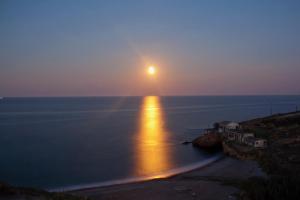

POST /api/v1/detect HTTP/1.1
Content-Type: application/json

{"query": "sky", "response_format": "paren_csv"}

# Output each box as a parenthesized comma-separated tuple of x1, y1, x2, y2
(1, 0, 300, 96)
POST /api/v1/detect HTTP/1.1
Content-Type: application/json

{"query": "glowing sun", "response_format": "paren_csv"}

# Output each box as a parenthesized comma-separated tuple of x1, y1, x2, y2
(147, 66, 156, 75)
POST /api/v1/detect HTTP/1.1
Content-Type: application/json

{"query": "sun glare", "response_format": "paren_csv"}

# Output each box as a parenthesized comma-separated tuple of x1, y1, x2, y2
(147, 66, 156, 75)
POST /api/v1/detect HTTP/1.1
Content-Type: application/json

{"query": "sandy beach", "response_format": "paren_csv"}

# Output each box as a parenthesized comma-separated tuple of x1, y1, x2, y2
(72, 156, 265, 200)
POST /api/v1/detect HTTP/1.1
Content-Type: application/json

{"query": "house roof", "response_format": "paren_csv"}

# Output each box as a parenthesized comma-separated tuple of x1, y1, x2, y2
(218, 121, 239, 126)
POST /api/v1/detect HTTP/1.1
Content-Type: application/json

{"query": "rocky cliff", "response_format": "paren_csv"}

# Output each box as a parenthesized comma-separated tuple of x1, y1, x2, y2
(192, 132, 222, 150)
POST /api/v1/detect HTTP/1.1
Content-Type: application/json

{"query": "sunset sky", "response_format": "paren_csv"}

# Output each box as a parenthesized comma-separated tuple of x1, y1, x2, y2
(1, 0, 300, 96)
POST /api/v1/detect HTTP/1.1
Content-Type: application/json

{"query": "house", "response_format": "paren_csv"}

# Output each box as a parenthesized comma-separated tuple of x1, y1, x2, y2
(223, 131, 255, 144)
(253, 139, 268, 148)
(223, 130, 243, 142)
(244, 137, 267, 148)
(244, 136, 256, 146)
(241, 133, 255, 143)
(226, 131, 236, 141)
(226, 122, 240, 130)
(215, 121, 240, 133)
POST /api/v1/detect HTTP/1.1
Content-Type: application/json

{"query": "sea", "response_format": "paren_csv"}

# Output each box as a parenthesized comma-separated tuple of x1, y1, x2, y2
(0, 96, 299, 190)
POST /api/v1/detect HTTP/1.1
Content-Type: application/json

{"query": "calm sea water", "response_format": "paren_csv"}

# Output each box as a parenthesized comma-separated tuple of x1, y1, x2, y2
(0, 96, 299, 190)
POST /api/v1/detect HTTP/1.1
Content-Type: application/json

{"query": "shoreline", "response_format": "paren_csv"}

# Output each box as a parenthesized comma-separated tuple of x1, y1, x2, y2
(1, 111, 298, 199)
(52, 153, 223, 192)
(71, 156, 265, 200)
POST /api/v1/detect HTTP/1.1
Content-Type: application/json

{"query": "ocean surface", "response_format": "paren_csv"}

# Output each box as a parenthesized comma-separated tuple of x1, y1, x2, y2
(0, 96, 299, 190)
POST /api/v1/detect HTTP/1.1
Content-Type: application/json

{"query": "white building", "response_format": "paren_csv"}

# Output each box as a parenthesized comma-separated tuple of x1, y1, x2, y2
(226, 122, 240, 130)
(241, 133, 255, 143)
(253, 139, 268, 148)
(244, 137, 267, 148)
(216, 121, 240, 133)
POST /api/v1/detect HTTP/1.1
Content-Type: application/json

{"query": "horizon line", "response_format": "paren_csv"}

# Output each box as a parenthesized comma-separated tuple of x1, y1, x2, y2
(1, 94, 300, 98)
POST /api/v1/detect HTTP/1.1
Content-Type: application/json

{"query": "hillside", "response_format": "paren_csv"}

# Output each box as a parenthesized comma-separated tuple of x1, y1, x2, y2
(236, 111, 300, 199)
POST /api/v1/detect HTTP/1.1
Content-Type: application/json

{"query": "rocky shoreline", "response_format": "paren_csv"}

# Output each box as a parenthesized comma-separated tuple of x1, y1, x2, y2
(190, 111, 300, 199)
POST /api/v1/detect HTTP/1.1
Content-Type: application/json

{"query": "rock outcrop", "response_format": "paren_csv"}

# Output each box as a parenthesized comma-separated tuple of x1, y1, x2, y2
(192, 132, 222, 150)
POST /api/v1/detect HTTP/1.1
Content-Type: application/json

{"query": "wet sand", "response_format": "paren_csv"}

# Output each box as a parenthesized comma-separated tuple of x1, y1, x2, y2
(72, 157, 265, 200)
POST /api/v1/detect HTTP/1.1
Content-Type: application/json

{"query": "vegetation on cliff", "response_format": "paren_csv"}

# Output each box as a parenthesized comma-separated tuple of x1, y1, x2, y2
(236, 111, 300, 200)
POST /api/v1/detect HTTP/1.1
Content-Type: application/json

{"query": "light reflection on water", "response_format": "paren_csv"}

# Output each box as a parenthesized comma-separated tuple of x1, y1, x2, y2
(134, 96, 172, 178)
